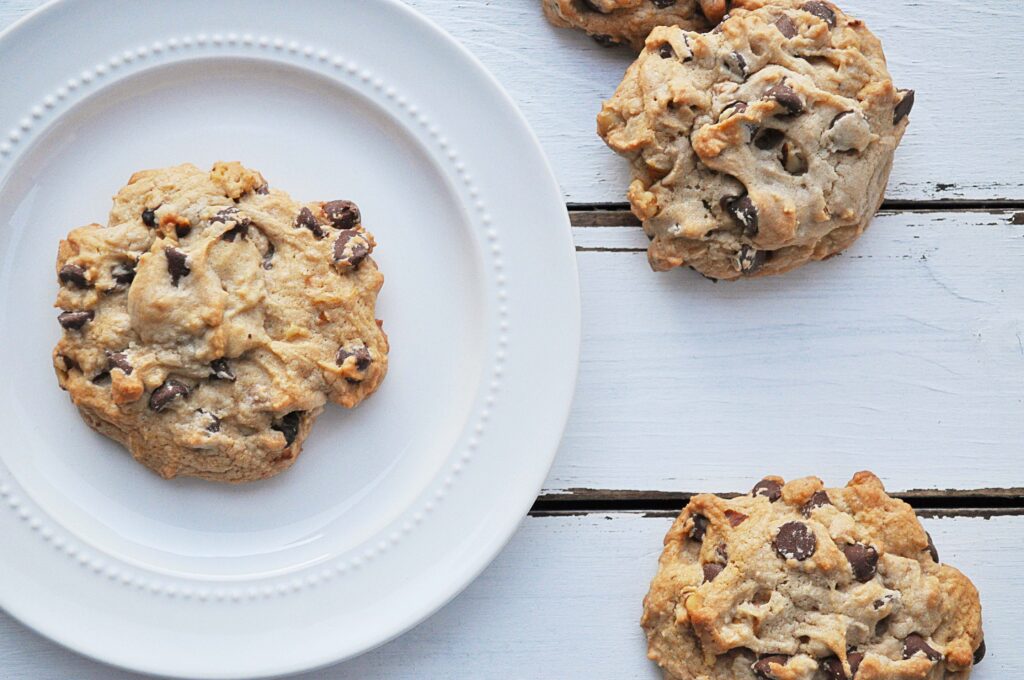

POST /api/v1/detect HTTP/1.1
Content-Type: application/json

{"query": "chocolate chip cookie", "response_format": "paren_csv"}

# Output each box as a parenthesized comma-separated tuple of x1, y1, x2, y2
(53, 162, 388, 482)
(542, 0, 727, 50)
(598, 1, 914, 279)
(642, 472, 985, 680)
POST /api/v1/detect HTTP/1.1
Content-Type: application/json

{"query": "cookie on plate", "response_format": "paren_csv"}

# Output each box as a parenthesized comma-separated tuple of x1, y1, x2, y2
(542, 0, 727, 50)
(598, 1, 914, 279)
(642, 471, 985, 680)
(53, 162, 388, 482)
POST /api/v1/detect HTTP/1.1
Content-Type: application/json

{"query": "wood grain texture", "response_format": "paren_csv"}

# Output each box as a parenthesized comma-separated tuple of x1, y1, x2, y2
(544, 210, 1024, 494)
(0, 513, 1013, 679)
(401, 0, 1024, 202)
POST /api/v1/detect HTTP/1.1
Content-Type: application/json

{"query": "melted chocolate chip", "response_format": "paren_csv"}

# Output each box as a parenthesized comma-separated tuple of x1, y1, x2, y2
(200, 410, 221, 433)
(848, 652, 864, 677)
(690, 513, 709, 541)
(702, 562, 724, 582)
(773, 521, 816, 561)
(802, 1, 836, 27)
(322, 200, 361, 229)
(59, 264, 90, 288)
(295, 206, 326, 239)
(592, 34, 618, 47)
(721, 101, 748, 121)
(262, 242, 275, 270)
(652, 0, 677, 7)
(775, 15, 798, 38)
(894, 89, 915, 124)
(658, 43, 675, 59)
(175, 224, 192, 238)
(106, 351, 132, 375)
(973, 639, 986, 665)
(336, 344, 372, 371)
(333, 229, 370, 269)
(725, 51, 748, 79)
(721, 195, 759, 236)
(149, 379, 189, 412)
(58, 310, 94, 330)
(725, 509, 748, 527)
(821, 653, 862, 680)
(213, 207, 252, 241)
(926, 531, 939, 562)
(802, 490, 832, 516)
(752, 478, 782, 502)
(141, 208, 157, 227)
(843, 543, 879, 582)
(752, 655, 790, 680)
(738, 245, 766, 275)
(829, 110, 854, 129)
(271, 411, 302, 447)
(780, 142, 809, 175)
(765, 83, 804, 115)
(902, 633, 942, 661)
(165, 247, 190, 286)
(111, 262, 136, 287)
(209, 358, 236, 381)
(754, 128, 785, 150)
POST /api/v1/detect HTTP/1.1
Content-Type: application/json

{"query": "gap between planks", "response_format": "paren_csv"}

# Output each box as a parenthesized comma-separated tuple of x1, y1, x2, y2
(531, 488, 1024, 519)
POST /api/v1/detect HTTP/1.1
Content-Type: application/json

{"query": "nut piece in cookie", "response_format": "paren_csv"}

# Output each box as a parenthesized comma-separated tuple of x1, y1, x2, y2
(52, 162, 389, 483)
(641, 471, 984, 680)
(598, 1, 913, 279)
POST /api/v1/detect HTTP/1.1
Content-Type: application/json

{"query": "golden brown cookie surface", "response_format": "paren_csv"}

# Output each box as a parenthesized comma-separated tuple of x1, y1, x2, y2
(53, 162, 388, 482)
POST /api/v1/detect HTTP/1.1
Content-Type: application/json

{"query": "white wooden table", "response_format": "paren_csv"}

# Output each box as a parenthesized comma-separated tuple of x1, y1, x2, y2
(2, 1, 1022, 677)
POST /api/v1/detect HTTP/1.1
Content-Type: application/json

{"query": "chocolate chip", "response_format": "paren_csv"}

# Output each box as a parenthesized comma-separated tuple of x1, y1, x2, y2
(165, 247, 190, 286)
(149, 379, 189, 412)
(111, 262, 136, 287)
(738, 245, 766, 275)
(902, 633, 942, 661)
(765, 83, 804, 115)
(58, 310, 94, 330)
(752, 655, 790, 680)
(725, 51, 748, 79)
(973, 639, 986, 665)
(591, 34, 618, 47)
(336, 344, 372, 371)
(721, 195, 758, 236)
(175, 224, 192, 238)
(295, 206, 326, 239)
(773, 521, 816, 560)
(754, 128, 785, 150)
(801, 490, 832, 516)
(843, 543, 879, 582)
(716, 543, 728, 561)
(200, 410, 221, 433)
(658, 43, 675, 59)
(333, 229, 370, 269)
(752, 478, 782, 502)
(271, 411, 302, 447)
(702, 562, 724, 582)
(780, 142, 809, 174)
(721, 102, 748, 122)
(255, 183, 270, 195)
(106, 351, 132, 375)
(690, 513, 709, 541)
(829, 110, 853, 129)
(652, 0, 677, 7)
(209, 358, 236, 381)
(894, 89, 915, 124)
(141, 208, 157, 227)
(775, 15, 798, 38)
(322, 200, 361, 229)
(802, 1, 836, 27)
(725, 509, 748, 527)
(262, 242, 275, 270)
(926, 532, 939, 562)
(59, 264, 90, 288)
(212, 207, 252, 241)
(821, 653, 862, 680)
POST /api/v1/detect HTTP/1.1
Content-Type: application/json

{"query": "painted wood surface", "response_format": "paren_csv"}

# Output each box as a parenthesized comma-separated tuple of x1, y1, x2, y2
(0, 513, 1014, 679)
(547, 210, 1024, 495)
(4, 1, 1023, 202)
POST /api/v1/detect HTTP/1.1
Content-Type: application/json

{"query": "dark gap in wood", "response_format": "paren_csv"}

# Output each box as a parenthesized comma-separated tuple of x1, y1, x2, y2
(531, 488, 1024, 516)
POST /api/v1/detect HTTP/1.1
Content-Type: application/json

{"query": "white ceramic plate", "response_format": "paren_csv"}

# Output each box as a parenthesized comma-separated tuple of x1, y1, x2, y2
(0, 1, 579, 677)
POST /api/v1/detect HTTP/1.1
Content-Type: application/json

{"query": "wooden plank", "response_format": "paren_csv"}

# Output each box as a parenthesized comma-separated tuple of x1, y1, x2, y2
(3, 2, 1022, 202)
(401, 0, 1024, 202)
(542, 210, 1024, 494)
(0, 512, 1015, 678)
